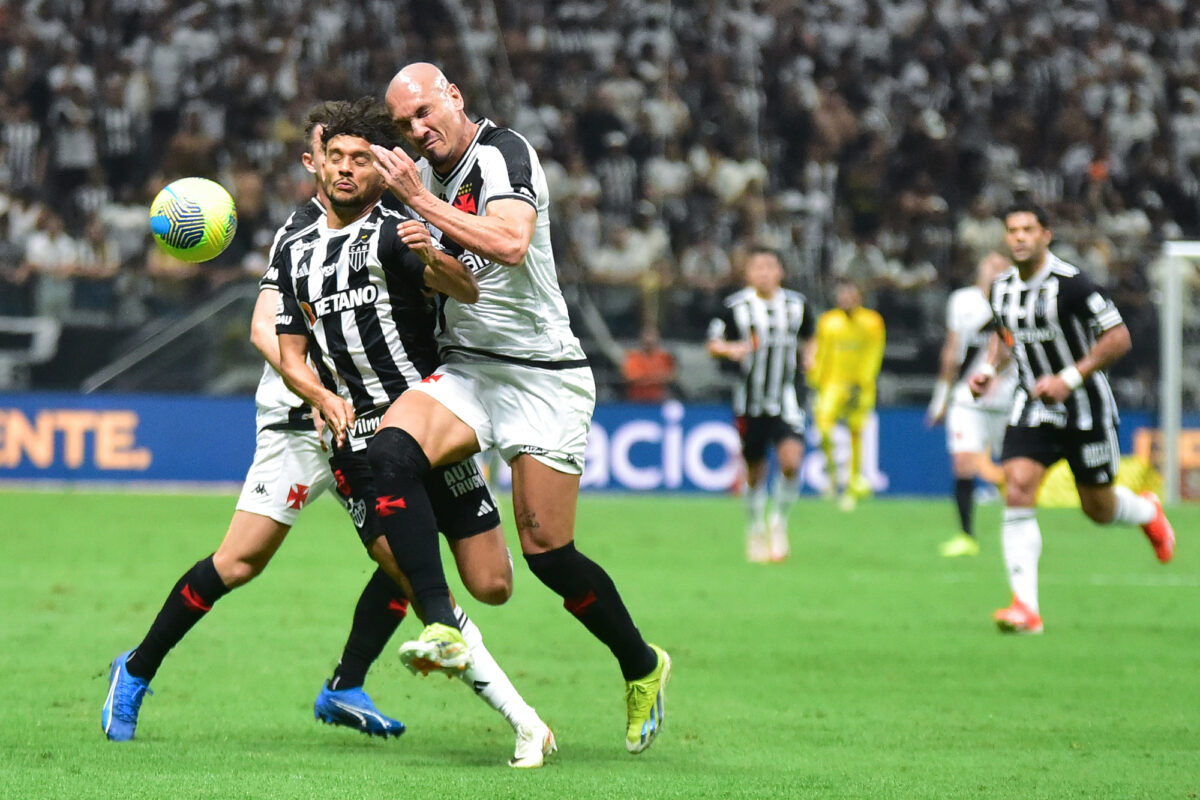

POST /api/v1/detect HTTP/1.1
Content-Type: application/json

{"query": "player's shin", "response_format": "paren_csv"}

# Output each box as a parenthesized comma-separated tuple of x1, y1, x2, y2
(455, 608, 539, 730)
(1002, 507, 1041, 612)
(367, 427, 457, 628)
(955, 478, 975, 535)
(524, 542, 657, 681)
(126, 555, 231, 681)
(329, 568, 408, 690)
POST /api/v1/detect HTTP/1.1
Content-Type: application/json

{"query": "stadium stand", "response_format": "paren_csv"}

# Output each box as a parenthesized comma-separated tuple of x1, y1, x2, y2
(0, 0, 1191, 402)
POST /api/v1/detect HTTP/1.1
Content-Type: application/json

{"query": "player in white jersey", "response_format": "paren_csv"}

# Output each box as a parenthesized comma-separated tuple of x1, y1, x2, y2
(104, 104, 555, 768)
(926, 252, 1016, 557)
(363, 62, 670, 756)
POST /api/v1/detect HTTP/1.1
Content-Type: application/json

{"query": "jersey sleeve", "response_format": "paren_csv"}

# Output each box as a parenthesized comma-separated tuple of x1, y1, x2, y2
(273, 252, 307, 336)
(799, 301, 816, 340)
(1059, 270, 1124, 334)
(479, 134, 537, 209)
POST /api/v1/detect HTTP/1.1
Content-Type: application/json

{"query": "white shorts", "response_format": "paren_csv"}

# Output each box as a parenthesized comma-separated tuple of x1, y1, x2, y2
(946, 403, 1008, 457)
(411, 361, 596, 474)
(234, 428, 333, 526)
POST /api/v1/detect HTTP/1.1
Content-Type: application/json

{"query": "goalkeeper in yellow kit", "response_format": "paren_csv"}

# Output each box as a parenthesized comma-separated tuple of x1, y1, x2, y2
(808, 278, 886, 510)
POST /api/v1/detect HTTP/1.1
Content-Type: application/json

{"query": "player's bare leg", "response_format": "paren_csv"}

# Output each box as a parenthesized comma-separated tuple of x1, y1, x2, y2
(212, 511, 292, 587)
(448, 526, 514, 605)
(511, 454, 669, 753)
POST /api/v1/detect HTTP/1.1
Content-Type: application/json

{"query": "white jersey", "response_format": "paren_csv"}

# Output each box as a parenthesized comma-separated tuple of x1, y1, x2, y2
(254, 198, 325, 431)
(416, 118, 585, 367)
(947, 285, 1017, 411)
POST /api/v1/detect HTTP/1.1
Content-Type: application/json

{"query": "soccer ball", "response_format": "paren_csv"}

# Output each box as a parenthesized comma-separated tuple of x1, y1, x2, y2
(149, 177, 238, 263)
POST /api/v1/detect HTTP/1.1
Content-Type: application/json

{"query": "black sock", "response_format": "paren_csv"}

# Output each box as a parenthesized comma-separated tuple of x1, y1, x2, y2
(525, 542, 656, 680)
(367, 427, 456, 628)
(329, 568, 408, 690)
(126, 555, 230, 682)
(955, 478, 975, 536)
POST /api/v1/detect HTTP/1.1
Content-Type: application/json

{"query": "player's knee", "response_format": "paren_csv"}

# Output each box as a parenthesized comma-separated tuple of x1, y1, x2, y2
(212, 555, 264, 589)
(465, 571, 512, 605)
(367, 426, 431, 482)
(523, 541, 580, 596)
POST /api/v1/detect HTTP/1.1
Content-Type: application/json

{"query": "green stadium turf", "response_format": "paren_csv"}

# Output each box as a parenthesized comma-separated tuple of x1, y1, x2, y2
(1, 489, 1196, 799)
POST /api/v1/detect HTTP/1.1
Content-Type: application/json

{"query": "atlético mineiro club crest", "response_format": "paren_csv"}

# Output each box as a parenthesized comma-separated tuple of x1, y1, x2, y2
(347, 234, 371, 271)
(453, 183, 477, 214)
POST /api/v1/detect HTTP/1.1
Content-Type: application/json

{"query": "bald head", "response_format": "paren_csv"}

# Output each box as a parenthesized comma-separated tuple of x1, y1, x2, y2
(384, 62, 474, 169)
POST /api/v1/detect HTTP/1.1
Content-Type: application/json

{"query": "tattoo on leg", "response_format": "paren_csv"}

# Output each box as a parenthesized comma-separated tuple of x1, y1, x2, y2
(517, 511, 540, 532)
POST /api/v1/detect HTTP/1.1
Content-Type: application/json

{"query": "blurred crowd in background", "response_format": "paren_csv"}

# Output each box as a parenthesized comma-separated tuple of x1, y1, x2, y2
(2, 0, 1199, 402)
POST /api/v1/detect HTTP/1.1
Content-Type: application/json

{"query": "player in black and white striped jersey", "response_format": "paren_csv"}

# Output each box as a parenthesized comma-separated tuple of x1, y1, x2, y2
(708, 247, 814, 563)
(969, 201, 1175, 635)
(274, 100, 556, 767)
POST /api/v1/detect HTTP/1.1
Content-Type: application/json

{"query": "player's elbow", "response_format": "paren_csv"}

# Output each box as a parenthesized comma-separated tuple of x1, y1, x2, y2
(249, 321, 274, 356)
(451, 283, 480, 304)
(1111, 325, 1133, 357)
(492, 240, 528, 267)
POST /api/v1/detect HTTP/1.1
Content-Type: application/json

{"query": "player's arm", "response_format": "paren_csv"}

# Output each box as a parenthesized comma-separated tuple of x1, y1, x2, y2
(249, 287, 284, 372)
(1031, 277, 1130, 403)
(928, 328, 959, 425)
(394, 218, 479, 302)
(866, 315, 886, 383)
(372, 144, 536, 267)
(274, 286, 354, 447)
(807, 315, 829, 387)
(706, 315, 751, 361)
(968, 332, 1013, 397)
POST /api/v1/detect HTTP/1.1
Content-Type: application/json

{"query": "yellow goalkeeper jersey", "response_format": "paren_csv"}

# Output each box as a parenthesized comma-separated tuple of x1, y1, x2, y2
(810, 306, 886, 387)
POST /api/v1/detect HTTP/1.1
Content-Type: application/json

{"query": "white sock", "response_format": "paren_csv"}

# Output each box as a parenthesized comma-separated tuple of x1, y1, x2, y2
(456, 608, 536, 731)
(1002, 507, 1042, 613)
(771, 472, 800, 523)
(1111, 486, 1155, 526)
(745, 483, 767, 526)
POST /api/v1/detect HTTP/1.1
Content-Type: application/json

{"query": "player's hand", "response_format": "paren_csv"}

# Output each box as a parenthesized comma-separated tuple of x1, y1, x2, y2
(371, 145, 427, 204)
(724, 340, 753, 361)
(312, 411, 328, 452)
(397, 219, 438, 265)
(1033, 374, 1072, 404)
(925, 406, 946, 428)
(316, 392, 355, 449)
(967, 371, 993, 398)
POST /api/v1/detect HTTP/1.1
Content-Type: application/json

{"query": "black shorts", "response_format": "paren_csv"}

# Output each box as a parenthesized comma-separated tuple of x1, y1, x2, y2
(327, 447, 501, 546)
(735, 414, 805, 464)
(1000, 423, 1120, 486)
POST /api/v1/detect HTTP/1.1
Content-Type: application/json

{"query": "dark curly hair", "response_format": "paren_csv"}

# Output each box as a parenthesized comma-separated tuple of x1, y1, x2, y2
(316, 97, 400, 151)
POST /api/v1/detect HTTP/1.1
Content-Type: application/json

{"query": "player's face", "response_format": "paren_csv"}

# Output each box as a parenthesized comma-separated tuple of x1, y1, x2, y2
(386, 75, 466, 169)
(1003, 211, 1052, 269)
(745, 253, 783, 295)
(321, 134, 385, 210)
(836, 283, 861, 312)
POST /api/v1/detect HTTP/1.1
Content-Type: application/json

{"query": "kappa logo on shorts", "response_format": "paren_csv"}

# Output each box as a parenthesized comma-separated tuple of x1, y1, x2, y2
(349, 497, 367, 528)
(287, 483, 310, 510)
(517, 445, 579, 467)
(252, 483, 268, 496)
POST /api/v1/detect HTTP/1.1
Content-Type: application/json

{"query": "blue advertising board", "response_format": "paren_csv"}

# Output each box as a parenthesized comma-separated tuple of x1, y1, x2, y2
(0, 392, 1165, 494)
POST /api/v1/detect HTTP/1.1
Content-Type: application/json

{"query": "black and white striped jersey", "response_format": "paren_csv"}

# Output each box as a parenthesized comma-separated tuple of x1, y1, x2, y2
(989, 253, 1124, 431)
(708, 287, 814, 421)
(274, 200, 439, 426)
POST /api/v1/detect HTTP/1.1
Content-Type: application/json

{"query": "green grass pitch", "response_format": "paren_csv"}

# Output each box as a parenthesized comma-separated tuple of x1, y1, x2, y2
(1, 489, 1197, 799)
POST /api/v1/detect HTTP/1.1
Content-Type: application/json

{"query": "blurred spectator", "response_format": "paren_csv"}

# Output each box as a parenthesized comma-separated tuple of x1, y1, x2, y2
(24, 210, 79, 319)
(621, 325, 677, 404)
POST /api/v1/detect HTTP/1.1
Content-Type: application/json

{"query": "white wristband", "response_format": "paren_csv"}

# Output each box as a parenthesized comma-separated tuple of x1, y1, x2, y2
(978, 363, 997, 379)
(929, 380, 950, 415)
(1059, 365, 1084, 390)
